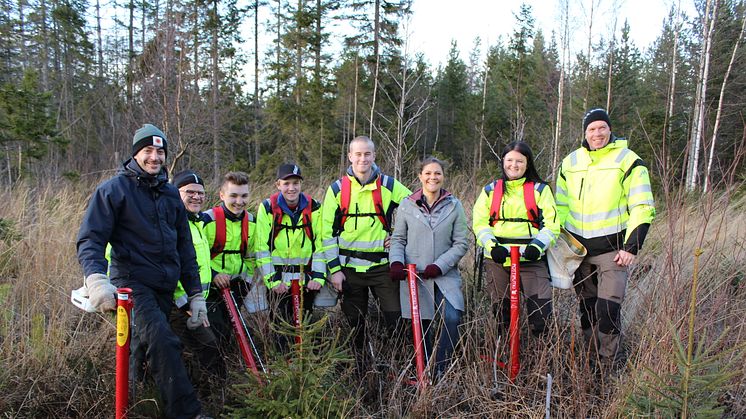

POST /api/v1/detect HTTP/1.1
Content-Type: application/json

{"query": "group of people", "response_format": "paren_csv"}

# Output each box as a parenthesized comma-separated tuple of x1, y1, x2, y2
(76, 108, 655, 418)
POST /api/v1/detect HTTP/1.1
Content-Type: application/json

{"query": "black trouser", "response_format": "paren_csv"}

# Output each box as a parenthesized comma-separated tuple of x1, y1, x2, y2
(113, 279, 201, 419)
(339, 265, 402, 372)
(267, 286, 318, 352)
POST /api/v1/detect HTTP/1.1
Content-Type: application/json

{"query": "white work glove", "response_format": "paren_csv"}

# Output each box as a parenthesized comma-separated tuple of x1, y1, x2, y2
(187, 294, 209, 330)
(85, 273, 117, 312)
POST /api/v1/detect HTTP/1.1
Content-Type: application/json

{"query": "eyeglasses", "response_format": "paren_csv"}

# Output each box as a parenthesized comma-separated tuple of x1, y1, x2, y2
(182, 190, 206, 197)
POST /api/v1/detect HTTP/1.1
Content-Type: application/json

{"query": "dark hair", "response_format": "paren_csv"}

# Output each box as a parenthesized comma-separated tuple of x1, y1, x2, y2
(419, 156, 447, 175)
(500, 141, 545, 185)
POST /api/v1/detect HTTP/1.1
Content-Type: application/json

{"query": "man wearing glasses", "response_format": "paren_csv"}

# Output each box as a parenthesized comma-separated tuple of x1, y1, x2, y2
(171, 170, 226, 408)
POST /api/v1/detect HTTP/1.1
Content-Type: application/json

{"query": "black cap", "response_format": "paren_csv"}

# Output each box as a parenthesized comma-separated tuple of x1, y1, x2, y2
(277, 163, 303, 180)
(582, 108, 611, 132)
(172, 170, 204, 189)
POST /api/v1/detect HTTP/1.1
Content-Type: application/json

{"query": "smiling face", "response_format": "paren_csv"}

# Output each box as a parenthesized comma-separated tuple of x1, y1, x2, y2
(133, 145, 165, 175)
(585, 120, 611, 150)
(348, 138, 376, 180)
(276, 177, 302, 206)
(178, 183, 206, 214)
(418, 162, 444, 195)
(219, 182, 250, 215)
(503, 150, 528, 180)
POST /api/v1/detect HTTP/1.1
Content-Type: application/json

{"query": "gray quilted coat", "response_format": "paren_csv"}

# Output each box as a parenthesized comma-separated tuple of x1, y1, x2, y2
(389, 190, 469, 319)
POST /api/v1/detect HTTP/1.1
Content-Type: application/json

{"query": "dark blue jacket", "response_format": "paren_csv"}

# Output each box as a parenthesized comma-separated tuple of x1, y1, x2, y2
(76, 158, 201, 296)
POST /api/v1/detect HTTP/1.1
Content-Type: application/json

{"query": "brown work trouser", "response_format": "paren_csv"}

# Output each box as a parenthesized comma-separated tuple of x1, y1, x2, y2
(574, 251, 627, 360)
(484, 259, 553, 336)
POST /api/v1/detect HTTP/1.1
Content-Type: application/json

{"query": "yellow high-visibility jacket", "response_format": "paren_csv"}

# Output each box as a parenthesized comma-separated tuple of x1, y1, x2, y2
(556, 137, 655, 255)
(473, 177, 560, 266)
(255, 193, 326, 289)
(173, 214, 212, 307)
(203, 205, 256, 278)
(321, 166, 411, 273)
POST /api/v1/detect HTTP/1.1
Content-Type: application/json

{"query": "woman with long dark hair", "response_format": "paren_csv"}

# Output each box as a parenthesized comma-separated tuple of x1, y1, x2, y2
(472, 141, 559, 337)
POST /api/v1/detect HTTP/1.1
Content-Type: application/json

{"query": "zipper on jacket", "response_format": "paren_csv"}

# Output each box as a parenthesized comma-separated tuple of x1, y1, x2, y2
(578, 178, 584, 200)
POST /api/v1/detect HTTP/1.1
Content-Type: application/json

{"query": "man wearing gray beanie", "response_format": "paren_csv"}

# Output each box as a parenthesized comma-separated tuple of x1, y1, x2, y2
(77, 124, 210, 418)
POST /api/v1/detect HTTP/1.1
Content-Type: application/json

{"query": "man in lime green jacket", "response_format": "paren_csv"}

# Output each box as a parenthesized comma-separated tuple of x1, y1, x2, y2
(203, 171, 257, 348)
(255, 163, 326, 351)
(556, 108, 655, 368)
(170, 170, 226, 396)
(321, 136, 411, 371)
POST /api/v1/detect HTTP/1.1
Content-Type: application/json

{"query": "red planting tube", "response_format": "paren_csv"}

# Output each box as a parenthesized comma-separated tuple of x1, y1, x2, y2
(508, 246, 521, 383)
(406, 264, 427, 389)
(290, 279, 302, 345)
(115, 288, 133, 419)
(220, 287, 262, 384)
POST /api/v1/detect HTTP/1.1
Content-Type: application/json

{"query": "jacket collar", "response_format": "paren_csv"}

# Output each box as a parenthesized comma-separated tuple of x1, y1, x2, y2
(276, 193, 308, 221)
(581, 135, 627, 152)
(409, 188, 451, 211)
(346, 164, 381, 186)
(121, 157, 168, 188)
(220, 203, 245, 221)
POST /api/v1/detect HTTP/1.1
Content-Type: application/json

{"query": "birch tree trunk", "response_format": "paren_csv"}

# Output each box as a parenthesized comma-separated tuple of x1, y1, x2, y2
(703, 10, 745, 192)
(606, 18, 617, 111)
(686, 0, 717, 191)
(582, 0, 595, 111)
(128, 0, 135, 104)
(93, 0, 104, 79)
(254, 0, 260, 165)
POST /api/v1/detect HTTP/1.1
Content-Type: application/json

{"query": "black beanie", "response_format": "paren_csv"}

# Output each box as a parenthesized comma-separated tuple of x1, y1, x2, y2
(172, 170, 204, 189)
(132, 124, 168, 157)
(582, 108, 611, 132)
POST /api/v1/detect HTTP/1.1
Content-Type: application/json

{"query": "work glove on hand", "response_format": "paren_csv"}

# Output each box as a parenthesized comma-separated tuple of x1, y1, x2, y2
(187, 294, 209, 330)
(389, 262, 407, 281)
(522, 244, 542, 261)
(422, 264, 442, 279)
(490, 245, 510, 264)
(85, 273, 117, 312)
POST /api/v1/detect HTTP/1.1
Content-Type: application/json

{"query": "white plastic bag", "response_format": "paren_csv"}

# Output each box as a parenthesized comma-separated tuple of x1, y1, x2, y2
(243, 273, 269, 313)
(547, 228, 587, 289)
(314, 281, 339, 308)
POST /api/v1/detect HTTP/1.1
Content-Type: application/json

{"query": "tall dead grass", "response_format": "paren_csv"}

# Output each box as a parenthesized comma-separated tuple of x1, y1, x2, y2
(0, 176, 744, 417)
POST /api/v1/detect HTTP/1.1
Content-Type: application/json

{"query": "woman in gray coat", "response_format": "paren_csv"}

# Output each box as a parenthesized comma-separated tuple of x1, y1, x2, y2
(389, 157, 469, 377)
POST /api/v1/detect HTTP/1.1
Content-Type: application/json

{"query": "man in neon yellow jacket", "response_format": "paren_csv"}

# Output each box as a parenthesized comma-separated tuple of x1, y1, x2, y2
(203, 171, 257, 348)
(170, 170, 226, 390)
(255, 163, 326, 351)
(556, 108, 655, 368)
(321, 136, 411, 371)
